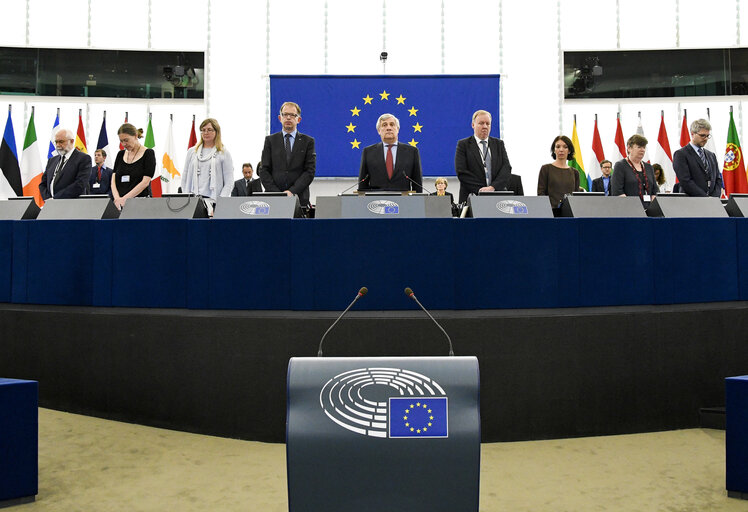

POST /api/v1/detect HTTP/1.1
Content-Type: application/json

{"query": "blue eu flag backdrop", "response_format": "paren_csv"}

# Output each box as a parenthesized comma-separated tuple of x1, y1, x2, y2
(269, 75, 500, 177)
(389, 397, 448, 438)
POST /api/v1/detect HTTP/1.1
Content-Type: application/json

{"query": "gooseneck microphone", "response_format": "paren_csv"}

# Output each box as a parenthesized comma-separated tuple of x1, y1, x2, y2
(339, 175, 369, 195)
(402, 173, 428, 193)
(317, 287, 368, 357)
(404, 287, 454, 356)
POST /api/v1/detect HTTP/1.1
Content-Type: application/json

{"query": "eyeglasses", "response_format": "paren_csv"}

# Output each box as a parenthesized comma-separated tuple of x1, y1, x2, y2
(53, 139, 69, 144)
(200, 128, 215, 133)
(280, 112, 298, 119)
(696, 132, 711, 139)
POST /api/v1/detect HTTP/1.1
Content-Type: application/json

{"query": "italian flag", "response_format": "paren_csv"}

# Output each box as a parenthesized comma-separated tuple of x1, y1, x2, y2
(145, 116, 162, 197)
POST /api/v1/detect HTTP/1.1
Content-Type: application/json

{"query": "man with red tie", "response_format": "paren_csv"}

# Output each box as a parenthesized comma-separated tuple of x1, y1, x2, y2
(88, 149, 113, 196)
(358, 113, 422, 192)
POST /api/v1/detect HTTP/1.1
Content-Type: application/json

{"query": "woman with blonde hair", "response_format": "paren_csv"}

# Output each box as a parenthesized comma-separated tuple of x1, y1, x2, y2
(430, 177, 454, 203)
(180, 118, 235, 213)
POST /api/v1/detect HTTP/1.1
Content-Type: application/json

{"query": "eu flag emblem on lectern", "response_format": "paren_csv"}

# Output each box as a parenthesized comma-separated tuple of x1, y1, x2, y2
(389, 397, 448, 438)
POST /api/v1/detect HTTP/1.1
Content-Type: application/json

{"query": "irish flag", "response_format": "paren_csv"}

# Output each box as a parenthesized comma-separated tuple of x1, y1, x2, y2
(570, 118, 588, 190)
(20, 109, 43, 206)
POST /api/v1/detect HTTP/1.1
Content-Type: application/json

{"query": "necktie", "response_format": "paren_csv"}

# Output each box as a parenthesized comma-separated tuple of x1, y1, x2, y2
(481, 140, 491, 185)
(51, 156, 65, 197)
(697, 147, 707, 167)
(284, 133, 292, 164)
(386, 144, 394, 179)
(246, 180, 251, 195)
(97, 166, 102, 182)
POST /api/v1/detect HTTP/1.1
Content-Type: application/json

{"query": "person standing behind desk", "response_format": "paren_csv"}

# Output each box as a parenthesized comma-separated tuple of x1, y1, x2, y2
(590, 160, 613, 196)
(260, 101, 316, 206)
(358, 113, 422, 192)
(672, 118, 722, 197)
(231, 162, 263, 196)
(455, 109, 511, 203)
(611, 134, 659, 200)
(181, 118, 235, 215)
(537, 135, 580, 207)
(111, 123, 156, 211)
(89, 149, 113, 196)
(38, 128, 91, 200)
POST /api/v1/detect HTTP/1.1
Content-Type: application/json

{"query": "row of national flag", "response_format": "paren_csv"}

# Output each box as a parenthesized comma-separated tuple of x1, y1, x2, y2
(569, 109, 747, 197)
(0, 108, 199, 205)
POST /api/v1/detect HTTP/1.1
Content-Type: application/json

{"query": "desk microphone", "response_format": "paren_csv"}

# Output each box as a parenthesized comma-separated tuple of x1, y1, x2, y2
(339, 175, 369, 195)
(404, 287, 454, 356)
(317, 287, 368, 357)
(403, 173, 429, 193)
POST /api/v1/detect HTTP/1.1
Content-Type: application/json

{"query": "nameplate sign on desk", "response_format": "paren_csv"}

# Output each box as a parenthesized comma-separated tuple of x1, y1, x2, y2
(37, 196, 119, 220)
(468, 194, 554, 218)
(647, 196, 728, 218)
(315, 194, 452, 219)
(213, 195, 301, 219)
(287, 356, 480, 511)
(118, 196, 208, 219)
(561, 195, 647, 218)
(0, 198, 40, 220)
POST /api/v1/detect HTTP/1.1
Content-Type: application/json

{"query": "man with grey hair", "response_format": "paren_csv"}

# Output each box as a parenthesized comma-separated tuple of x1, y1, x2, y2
(39, 127, 92, 200)
(455, 109, 511, 203)
(358, 113, 422, 192)
(672, 118, 722, 197)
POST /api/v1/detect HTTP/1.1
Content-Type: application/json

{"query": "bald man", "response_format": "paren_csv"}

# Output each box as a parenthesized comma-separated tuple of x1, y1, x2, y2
(39, 128, 92, 200)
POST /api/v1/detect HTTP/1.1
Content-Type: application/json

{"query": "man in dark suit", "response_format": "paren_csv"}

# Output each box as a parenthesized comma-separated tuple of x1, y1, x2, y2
(673, 119, 722, 197)
(358, 114, 422, 192)
(260, 101, 316, 206)
(88, 149, 113, 196)
(455, 110, 511, 204)
(231, 162, 263, 196)
(39, 128, 91, 200)
(590, 160, 613, 195)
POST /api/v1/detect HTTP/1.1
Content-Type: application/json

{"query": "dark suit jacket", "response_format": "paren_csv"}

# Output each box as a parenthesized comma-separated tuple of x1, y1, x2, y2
(39, 149, 91, 200)
(231, 178, 263, 196)
(259, 131, 316, 206)
(88, 165, 113, 196)
(591, 176, 612, 195)
(672, 144, 722, 197)
(358, 142, 422, 192)
(455, 136, 511, 203)
(507, 173, 524, 196)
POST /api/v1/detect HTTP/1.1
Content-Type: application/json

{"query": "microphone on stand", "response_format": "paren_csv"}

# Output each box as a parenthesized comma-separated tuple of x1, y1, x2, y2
(404, 287, 454, 356)
(402, 173, 428, 194)
(317, 287, 368, 357)
(339, 175, 369, 195)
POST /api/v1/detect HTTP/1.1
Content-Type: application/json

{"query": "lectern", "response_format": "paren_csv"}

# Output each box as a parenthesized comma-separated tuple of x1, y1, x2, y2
(287, 356, 480, 511)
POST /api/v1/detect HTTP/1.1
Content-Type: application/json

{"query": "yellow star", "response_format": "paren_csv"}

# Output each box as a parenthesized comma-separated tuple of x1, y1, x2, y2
(417, 429, 421, 433)
(429, 415, 433, 420)
(410, 427, 414, 432)
(405, 409, 410, 413)
(363, 95, 373, 104)
(427, 409, 432, 413)
(422, 404, 427, 409)
(410, 404, 414, 408)
(423, 428, 427, 432)
(350, 139, 361, 149)
(416, 402, 421, 407)
(428, 422, 432, 426)
(350, 106, 361, 116)
(408, 139, 418, 147)
(379, 90, 390, 100)
(408, 106, 418, 116)
(412, 123, 423, 133)
(405, 422, 409, 427)
(345, 122, 356, 133)
(396, 95, 406, 104)
(403, 416, 407, 420)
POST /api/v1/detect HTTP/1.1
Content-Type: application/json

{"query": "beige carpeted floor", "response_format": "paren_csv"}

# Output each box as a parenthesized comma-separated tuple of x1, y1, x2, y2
(9, 409, 748, 511)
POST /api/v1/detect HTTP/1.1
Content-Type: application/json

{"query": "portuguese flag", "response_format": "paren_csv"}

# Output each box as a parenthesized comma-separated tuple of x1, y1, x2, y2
(570, 118, 588, 191)
(723, 111, 748, 196)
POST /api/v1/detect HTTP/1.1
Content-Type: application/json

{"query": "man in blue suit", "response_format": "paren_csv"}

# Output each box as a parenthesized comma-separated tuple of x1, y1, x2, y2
(88, 149, 113, 196)
(673, 119, 722, 197)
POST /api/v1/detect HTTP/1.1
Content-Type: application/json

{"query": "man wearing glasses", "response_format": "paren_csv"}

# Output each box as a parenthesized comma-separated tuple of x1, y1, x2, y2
(260, 101, 316, 207)
(673, 119, 722, 197)
(591, 160, 613, 196)
(39, 128, 92, 200)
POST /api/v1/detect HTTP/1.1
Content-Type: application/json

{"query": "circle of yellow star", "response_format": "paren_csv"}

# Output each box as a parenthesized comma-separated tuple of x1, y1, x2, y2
(379, 90, 390, 100)
(396, 95, 406, 104)
(412, 123, 423, 133)
(408, 107, 418, 116)
(350, 139, 361, 149)
(345, 122, 356, 133)
(408, 139, 419, 147)
(363, 95, 373, 104)
(350, 106, 361, 116)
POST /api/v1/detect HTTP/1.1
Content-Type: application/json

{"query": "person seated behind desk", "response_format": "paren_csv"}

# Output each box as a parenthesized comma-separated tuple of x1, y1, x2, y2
(231, 162, 263, 196)
(430, 177, 454, 203)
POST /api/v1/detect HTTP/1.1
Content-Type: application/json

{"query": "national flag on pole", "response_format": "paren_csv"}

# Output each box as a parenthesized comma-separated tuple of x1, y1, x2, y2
(653, 113, 674, 191)
(636, 117, 650, 163)
(722, 111, 748, 196)
(20, 109, 43, 206)
(570, 118, 588, 191)
(160, 116, 181, 194)
(145, 115, 161, 197)
(705, 110, 723, 196)
(75, 112, 87, 153)
(0, 108, 22, 199)
(614, 115, 626, 161)
(587, 117, 605, 185)
(96, 113, 113, 168)
(680, 112, 690, 148)
(48, 110, 60, 159)
(188, 116, 197, 149)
